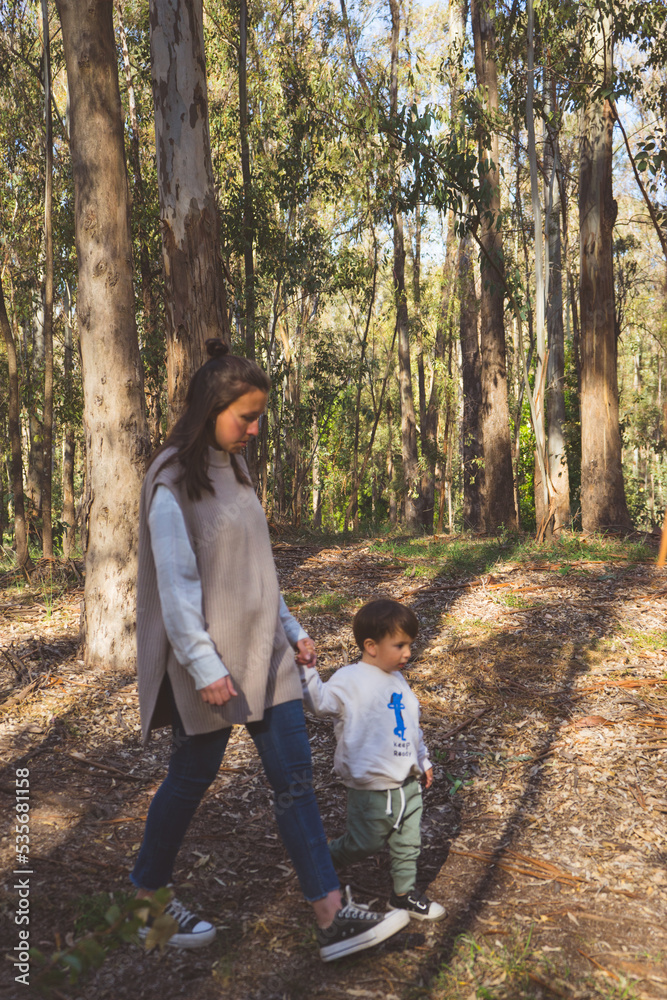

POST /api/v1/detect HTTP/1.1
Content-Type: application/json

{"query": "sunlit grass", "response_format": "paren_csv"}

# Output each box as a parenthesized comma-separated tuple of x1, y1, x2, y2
(369, 534, 656, 582)
(616, 628, 667, 652)
(424, 929, 645, 1000)
(284, 591, 349, 615)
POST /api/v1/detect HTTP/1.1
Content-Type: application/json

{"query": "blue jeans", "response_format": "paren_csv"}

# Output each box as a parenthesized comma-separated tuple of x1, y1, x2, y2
(130, 698, 339, 902)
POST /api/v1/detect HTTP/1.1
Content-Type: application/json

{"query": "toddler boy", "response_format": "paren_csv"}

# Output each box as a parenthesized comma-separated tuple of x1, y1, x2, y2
(301, 598, 446, 921)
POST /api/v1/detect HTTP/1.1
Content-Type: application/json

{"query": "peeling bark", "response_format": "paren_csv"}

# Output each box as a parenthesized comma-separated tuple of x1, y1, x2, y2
(149, 0, 230, 425)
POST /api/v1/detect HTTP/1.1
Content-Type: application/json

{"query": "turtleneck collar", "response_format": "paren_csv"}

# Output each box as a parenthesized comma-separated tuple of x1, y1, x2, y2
(207, 446, 232, 468)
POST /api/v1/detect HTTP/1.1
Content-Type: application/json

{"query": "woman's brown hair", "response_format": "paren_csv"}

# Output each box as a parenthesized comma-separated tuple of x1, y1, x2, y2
(149, 339, 270, 499)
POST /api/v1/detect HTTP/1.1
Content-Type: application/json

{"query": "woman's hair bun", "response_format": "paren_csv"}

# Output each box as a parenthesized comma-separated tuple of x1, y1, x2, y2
(206, 338, 230, 359)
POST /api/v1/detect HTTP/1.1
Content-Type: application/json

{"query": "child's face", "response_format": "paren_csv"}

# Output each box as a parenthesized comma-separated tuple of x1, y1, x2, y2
(362, 628, 413, 673)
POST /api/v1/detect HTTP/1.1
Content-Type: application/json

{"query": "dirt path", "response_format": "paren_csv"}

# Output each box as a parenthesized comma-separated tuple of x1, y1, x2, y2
(1, 539, 666, 999)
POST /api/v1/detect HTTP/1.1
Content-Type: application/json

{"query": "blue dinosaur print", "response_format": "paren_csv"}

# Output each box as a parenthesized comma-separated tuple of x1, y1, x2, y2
(387, 692, 406, 739)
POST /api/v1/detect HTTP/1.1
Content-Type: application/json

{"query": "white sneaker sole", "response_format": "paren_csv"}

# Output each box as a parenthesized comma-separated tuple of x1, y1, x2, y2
(319, 908, 410, 962)
(139, 925, 216, 949)
(388, 903, 447, 922)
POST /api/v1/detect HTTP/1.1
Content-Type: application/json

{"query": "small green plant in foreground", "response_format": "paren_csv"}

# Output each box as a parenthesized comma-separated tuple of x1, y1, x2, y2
(30, 888, 173, 996)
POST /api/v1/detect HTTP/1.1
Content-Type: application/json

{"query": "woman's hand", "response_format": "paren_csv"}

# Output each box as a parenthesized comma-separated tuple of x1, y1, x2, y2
(295, 638, 317, 667)
(199, 675, 238, 705)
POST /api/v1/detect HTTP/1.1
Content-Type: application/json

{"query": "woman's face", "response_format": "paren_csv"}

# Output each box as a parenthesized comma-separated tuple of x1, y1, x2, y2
(214, 388, 268, 453)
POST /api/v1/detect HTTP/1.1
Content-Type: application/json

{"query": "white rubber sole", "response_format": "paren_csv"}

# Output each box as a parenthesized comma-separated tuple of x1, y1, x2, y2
(388, 902, 447, 922)
(319, 908, 410, 962)
(139, 925, 216, 949)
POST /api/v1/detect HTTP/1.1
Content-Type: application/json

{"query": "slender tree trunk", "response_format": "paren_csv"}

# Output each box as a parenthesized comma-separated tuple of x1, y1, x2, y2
(411, 205, 436, 531)
(41, 0, 54, 558)
(459, 231, 483, 529)
(0, 276, 31, 571)
(149, 0, 230, 426)
(26, 304, 43, 526)
(239, 0, 255, 360)
(389, 0, 421, 530)
(470, 0, 517, 533)
(544, 69, 571, 532)
(61, 289, 76, 557)
(117, 0, 162, 447)
(526, 0, 549, 537)
(579, 8, 631, 532)
(57, 0, 152, 669)
(312, 408, 321, 528)
(386, 397, 397, 525)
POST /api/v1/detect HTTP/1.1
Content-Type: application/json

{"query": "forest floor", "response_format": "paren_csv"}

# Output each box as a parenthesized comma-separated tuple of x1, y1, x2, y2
(1, 533, 666, 1000)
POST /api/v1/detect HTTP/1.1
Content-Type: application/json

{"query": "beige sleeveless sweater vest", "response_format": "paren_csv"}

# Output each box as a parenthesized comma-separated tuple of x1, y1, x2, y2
(136, 446, 301, 742)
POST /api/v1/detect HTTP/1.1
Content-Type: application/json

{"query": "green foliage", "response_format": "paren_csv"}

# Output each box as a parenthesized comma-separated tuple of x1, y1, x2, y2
(30, 888, 173, 996)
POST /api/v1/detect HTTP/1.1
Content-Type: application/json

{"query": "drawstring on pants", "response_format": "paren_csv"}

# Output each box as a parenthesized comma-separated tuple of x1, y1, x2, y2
(385, 785, 406, 830)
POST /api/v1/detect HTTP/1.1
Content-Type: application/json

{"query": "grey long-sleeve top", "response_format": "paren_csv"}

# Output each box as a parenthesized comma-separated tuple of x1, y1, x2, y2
(149, 484, 308, 690)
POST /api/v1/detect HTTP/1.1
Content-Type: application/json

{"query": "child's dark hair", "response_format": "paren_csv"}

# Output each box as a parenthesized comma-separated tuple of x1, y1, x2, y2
(352, 599, 418, 650)
(148, 338, 270, 499)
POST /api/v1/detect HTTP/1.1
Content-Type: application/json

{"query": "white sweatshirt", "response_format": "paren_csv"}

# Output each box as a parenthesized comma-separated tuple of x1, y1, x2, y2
(301, 661, 432, 790)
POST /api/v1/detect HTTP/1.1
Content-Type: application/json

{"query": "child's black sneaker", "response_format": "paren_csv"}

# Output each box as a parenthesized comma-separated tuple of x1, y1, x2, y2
(317, 886, 410, 962)
(389, 890, 447, 922)
(138, 896, 216, 949)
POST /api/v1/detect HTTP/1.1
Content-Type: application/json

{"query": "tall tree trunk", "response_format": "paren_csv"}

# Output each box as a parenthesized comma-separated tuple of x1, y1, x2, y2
(239, 0, 255, 360)
(411, 204, 436, 531)
(312, 407, 321, 529)
(459, 231, 482, 529)
(41, 0, 54, 558)
(0, 276, 32, 571)
(117, 0, 162, 447)
(386, 397, 397, 526)
(579, 8, 631, 532)
(526, 0, 549, 537)
(544, 68, 571, 533)
(61, 287, 76, 557)
(57, 0, 152, 669)
(470, 0, 517, 533)
(26, 304, 43, 525)
(389, 0, 420, 530)
(149, 0, 230, 426)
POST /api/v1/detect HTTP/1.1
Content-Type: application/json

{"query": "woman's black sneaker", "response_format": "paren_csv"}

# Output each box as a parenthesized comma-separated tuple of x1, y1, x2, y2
(138, 896, 216, 949)
(317, 887, 410, 962)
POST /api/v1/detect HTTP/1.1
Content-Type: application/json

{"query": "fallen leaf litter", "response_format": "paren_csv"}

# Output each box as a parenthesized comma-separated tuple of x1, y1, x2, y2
(0, 542, 666, 999)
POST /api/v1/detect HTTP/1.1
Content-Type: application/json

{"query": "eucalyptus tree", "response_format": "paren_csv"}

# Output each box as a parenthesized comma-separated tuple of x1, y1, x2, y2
(578, 2, 631, 532)
(116, 0, 164, 446)
(470, 0, 516, 532)
(0, 276, 31, 570)
(388, 0, 421, 530)
(56, 0, 151, 668)
(40, 0, 54, 558)
(149, 0, 230, 426)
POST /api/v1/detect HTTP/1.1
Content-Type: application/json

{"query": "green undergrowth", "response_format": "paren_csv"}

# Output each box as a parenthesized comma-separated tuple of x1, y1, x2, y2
(615, 627, 667, 652)
(369, 533, 656, 581)
(423, 929, 644, 1000)
(284, 590, 350, 615)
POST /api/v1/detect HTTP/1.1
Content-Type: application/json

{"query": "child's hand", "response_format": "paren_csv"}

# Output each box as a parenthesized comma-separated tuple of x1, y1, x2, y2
(295, 638, 317, 667)
(421, 767, 433, 789)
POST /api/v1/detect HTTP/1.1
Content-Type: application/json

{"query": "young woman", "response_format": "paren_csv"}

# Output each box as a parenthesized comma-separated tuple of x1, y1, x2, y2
(131, 339, 409, 961)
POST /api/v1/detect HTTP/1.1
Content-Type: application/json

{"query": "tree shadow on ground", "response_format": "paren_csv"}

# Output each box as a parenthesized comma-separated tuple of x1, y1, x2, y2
(0, 539, 662, 999)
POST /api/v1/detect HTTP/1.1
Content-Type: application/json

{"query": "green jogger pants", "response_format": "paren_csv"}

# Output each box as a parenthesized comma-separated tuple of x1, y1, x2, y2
(329, 778, 423, 896)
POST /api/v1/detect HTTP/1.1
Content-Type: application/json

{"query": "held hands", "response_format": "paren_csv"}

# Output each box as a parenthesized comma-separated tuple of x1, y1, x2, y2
(295, 638, 317, 667)
(421, 766, 433, 790)
(199, 675, 238, 705)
